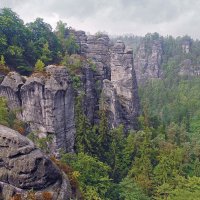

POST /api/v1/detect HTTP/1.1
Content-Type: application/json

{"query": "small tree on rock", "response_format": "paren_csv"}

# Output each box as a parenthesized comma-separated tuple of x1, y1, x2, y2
(0, 55, 10, 74)
(34, 59, 45, 72)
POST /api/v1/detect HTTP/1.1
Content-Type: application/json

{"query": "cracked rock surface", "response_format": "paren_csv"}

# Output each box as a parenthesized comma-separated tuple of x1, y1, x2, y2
(0, 125, 71, 200)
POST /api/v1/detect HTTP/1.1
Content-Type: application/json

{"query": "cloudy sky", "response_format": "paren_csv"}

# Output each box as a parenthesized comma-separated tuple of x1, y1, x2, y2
(1, 0, 200, 38)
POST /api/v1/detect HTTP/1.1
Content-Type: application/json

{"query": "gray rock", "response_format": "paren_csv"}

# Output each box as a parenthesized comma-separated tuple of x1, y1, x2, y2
(134, 40, 163, 84)
(0, 72, 23, 111)
(182, 40, 191, 54)
(0, 125, 72, 200)
(179, 59, 200, 76)
(21, 66, 75, 154)
(101, 80, 122, 128)
(0, 32, 140, 154)
(0, 66, 75, 155)
(101, 41, 140, 130)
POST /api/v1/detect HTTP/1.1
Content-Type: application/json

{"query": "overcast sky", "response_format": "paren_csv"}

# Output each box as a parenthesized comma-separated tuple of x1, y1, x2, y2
(1, 0, 200, 38)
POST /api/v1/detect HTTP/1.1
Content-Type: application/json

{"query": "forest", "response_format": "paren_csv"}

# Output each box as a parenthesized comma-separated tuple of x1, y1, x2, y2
(1, 8, 200, 200)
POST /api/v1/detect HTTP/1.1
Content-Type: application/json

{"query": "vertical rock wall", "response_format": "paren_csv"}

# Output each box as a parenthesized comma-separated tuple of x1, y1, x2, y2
(0, 32, 140, 153)
(134, 40, 163, 84)
(0, 66, 75, 154)
(102, 41, 140, 129)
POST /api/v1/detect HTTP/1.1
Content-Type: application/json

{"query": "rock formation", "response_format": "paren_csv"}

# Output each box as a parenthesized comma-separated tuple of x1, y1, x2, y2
(0, 32, 140, 154)
(0, 72, 23, 113)
(73, 31, 140, 129)
(0, 125, 71, 200)
(181, 40, 191, 54)
(102, 41, 140, 129)
(0, 66, 75, 155)
(178, 59, 200, 76)
(134, 40, 163, 84)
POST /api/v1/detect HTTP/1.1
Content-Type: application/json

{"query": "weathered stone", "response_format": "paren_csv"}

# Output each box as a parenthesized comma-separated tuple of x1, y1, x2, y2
(0, 125, 71, 200)
(179, 59, 200, 76)
(134, 40, 163, 84)
(0, 72, 23, 111)
(0, 66, 75, 155)
(182, 40, 191, 54)
(101, 80, 122, 128)
(70, 29, 87, 55)
(21, 66, 75, 154)
(102, 40, 140, 130)
(0, 32, 140, 154)
(85, 34, 111, 79)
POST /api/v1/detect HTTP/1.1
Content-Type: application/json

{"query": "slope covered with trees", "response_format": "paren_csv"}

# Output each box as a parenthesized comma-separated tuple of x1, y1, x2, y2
(1, 8, 200, 200)
(0, 8, 78, 75)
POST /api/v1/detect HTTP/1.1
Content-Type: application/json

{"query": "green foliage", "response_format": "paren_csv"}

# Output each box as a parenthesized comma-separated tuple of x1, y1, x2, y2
(40, 42, 52, 63)
(75, 95, 94, 153)
(95, 31, 108, 38)
(72, 75, 82, 90)
(87, 58, 97, 71)
(0, 8, 30, 70)
(0, 55, 5, 66)
(120, 177, 150, 200)
(34, 59, 45, 72)
(28, 132, 53, 153)
(0, 98, 25, 134)
(55, 20, 70, 52)
(0, 97, 9, 125)
(139, 76, 200, 140)
(155, 176, 200, 200)
(107, 125, 127, 182)
(3, 9, 200, 200)
(128, 130, 155, 195)
(0, 55, 10, 74)
(0, 9, 63, 74)
(65, 35, 79, 55)
(61, 152, 111, 199)
(27, 18, 61, 65)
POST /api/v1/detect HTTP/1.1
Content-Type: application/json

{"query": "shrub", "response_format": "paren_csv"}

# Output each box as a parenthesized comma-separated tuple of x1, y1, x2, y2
(50, 156, 80, 197)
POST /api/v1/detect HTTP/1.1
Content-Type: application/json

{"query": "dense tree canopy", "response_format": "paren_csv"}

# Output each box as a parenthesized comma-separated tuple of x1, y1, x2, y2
(2, 8, 200, 200)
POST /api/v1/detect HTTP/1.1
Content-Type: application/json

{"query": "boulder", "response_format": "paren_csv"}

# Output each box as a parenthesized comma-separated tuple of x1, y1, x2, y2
(0, 125, 71, 200)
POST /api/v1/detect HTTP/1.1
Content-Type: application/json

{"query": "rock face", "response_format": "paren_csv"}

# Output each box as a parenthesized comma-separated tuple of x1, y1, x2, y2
(0, 125, 71, 200)
(0, 66, 75, 155)
(72, 31, 140, 129)
(179, 59, 200, 76)
(76, 33, 140, 129)
(182, 40, 191, 54)
(0, 72, 23, 112)
(102, 41, 140, 129)
(134, 40, 163, 84)
(0, 32, 140, 153)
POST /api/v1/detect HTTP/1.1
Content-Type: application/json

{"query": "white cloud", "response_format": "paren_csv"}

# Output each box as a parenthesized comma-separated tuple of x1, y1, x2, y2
(1, 0, 200, 38)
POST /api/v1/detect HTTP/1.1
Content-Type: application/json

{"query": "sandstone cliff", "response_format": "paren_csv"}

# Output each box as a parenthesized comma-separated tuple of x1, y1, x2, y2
(0, 66, 75, 155)
(102, 41, 139, 129)
(73, 31, 140, 129)
(0, 125, 71, 200)
(0, 32, 140, 154)
(134, 40, 163, 84)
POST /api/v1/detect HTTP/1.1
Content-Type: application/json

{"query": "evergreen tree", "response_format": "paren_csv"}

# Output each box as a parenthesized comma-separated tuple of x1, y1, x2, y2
(34, 59, 45, 72)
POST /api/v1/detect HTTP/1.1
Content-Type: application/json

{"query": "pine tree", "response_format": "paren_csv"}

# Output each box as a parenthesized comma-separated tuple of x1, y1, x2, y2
(0, 55, 5, 66)
(40, 42, 52, 64)
(34, 59, 45, 72)
(75, 95, 93, 153)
